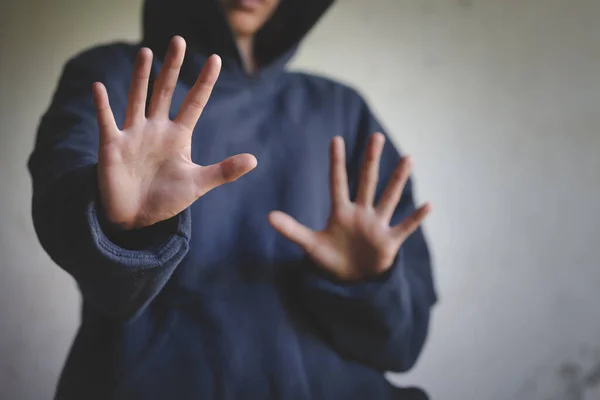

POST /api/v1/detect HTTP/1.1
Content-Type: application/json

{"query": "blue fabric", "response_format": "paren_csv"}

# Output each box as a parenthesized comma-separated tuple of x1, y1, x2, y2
(28, 0, 437, 398)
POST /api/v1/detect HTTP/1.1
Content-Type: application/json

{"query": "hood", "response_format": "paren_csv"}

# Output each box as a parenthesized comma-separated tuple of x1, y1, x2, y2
(142, 0, 334, 78)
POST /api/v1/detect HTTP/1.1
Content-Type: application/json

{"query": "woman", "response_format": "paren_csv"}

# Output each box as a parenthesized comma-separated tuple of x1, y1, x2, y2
(28, 0, 437, 398)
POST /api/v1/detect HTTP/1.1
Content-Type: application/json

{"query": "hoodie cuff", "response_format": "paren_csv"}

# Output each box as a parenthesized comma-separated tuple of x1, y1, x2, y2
(86, 200, 192, 273)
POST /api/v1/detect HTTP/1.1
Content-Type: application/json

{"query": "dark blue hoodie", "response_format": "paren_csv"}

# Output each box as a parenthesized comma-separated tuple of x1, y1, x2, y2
(28, 0, 437, 398)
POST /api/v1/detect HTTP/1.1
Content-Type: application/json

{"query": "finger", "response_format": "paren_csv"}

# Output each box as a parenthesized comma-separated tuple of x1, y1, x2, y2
(390, 203, 432, 243)
(355, 133, 385, 207)
(268, 211, 318, 254)
(376, 156, 412, 222)
(147, 36, 186, 119)
(193, 153, 257, 197)
(92, 82, 119, 144)
(124, 47, 153, 128)
(329, 136, 350, 209)
(175, 54, 222, 130)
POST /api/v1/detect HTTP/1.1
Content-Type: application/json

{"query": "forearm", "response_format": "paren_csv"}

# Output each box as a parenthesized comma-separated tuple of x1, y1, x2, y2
(31, 164, 191, 321)
(301, 248, 434, 372)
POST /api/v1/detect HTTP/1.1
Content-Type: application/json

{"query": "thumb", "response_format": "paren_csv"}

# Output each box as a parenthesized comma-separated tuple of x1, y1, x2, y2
(268, 211, 318, 254)
(194, 153, 257, 197)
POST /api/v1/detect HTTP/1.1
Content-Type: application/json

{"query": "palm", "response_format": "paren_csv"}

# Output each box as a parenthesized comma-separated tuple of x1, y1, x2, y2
(94, 37, 256, 229)
(269, 134, 430, 282)
(317, 207, 397, 280)
(99, 119, 197, 228)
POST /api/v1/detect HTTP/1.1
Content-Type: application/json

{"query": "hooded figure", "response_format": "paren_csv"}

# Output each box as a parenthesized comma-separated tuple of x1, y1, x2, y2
(28, 0, 437, 399)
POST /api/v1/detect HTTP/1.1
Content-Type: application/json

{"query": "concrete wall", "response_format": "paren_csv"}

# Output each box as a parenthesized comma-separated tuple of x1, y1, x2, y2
(1, 0, 599, 399)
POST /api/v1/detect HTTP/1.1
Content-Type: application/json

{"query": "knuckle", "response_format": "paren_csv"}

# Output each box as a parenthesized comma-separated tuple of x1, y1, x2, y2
(330, 206, 346, 221)
(157, 86, 174, 97)
(133, 74, 149, 83)
(187, 97, 205, 111)
(195, 81, 214, 94)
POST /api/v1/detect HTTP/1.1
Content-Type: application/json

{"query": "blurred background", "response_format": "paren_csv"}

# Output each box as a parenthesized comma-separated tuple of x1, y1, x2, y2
(1, 0, 599, 399)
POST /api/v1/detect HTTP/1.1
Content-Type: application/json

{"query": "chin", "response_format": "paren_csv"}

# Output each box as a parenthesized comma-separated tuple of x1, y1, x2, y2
(228, 12, 263, 37)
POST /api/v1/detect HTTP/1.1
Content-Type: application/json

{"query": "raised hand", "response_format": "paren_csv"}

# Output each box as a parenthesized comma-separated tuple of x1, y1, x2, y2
(93, 36, 257, 230)
(269, 133, 431, 282)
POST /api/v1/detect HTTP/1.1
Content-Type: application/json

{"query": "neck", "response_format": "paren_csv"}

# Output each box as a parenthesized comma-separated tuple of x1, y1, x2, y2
(236, 35, 256, 74)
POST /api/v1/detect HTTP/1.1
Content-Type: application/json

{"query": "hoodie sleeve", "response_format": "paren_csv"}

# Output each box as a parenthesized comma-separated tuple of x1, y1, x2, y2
(300, 93, 437, 373)
(27, 48, 191, 321)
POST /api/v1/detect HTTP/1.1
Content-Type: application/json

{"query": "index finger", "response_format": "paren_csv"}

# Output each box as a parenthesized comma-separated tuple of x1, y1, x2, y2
(390, 203, 432, 243)
(175, 54, 222, 130)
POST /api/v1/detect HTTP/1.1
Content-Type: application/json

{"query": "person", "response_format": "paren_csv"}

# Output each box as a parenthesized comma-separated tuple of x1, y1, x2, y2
(28, 0, 437, 398)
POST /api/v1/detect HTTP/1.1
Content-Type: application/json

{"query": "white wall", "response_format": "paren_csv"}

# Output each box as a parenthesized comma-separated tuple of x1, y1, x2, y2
(1, 0, 599, 399)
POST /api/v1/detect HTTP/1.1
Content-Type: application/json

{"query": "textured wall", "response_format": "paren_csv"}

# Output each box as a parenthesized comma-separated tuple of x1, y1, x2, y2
(1, 0, 599, 399)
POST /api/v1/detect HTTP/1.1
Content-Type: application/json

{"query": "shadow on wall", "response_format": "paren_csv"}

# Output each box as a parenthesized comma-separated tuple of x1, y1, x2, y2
(516, 348, 600, 400)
